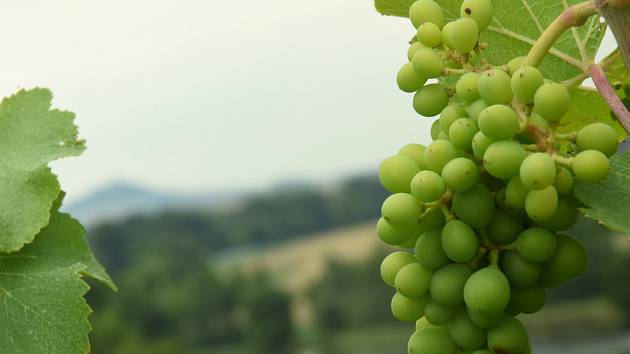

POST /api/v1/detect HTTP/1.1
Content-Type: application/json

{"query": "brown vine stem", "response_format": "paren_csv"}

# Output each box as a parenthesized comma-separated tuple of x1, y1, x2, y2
(590, 63, 630, 132)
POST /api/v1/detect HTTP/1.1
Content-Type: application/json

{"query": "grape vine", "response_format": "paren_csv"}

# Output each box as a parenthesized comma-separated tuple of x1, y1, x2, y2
(373, 0, 630, 353)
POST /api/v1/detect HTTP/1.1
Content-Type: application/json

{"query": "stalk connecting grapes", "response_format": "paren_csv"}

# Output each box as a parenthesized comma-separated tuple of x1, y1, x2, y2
(377, 1, 621, 353)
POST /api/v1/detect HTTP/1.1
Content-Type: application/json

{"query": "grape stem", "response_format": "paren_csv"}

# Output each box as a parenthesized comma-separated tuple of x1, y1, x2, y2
(553, 155, 574, 169)
(489, 249, 500, 266)
(589, 63, 630, 133)
(555, 132, 578, 141)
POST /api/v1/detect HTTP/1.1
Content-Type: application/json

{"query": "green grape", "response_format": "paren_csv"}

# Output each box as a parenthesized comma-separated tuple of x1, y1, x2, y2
(442, 220, 479, 263)
(452, 183, 495, 228)
(477, 104, 520, 140)
(379, 155, 421, 193)
(507, 56, 526, 76)
(460, 0, 494, 30)
(516, 227, 557, 263)
(537, 197, 578, 231)
(377, 217, 416, 246)
(409, 0, 445, 29)
(392, 291, 430, 322)
(424, 301, 458, 325)
(414, 84, 450, 117)
(417, 207, 446, 234)
(411, 170, 446, 202)
(572, 150, 610, 182)
(483, 141, 527, 180)
(408, 327, 457, 354)
(382, 193, 423, 228)
(577, 122, 619, 157)
(424, 140, 459, 173)
(399, 143, 427, 169)
(467, 309, 503, 329)
(441, 22, 456, 49)
(464, 266, 511, 316)
(400, 232, 422, 249)
(396, 263, 433, 298)
(539, 234, 587, 287)
(487, 210, 524, 245)
(397, 62, 428, 93)
(437, 132, 450, 141)
(501, 251, 541, 287)
(430, 263, 473, 306)
(472, 132, 494, 160)
(525, 186, 558, 222)
(456, 72, 481, 103)
(449, 310, 487, 350)
(533, 83, 570, 121)
(431, 119, 443, 141)
(465, 99, 489, 122)
(415, 228, 451, 270)
(441, 158, 479, 192)
(519, 152, 557, 190)
(487, 317, 529, 354)
(408, 42, 424, 62)
(449, 18, 479, 53)
(478, 69, 513, 105)
(412, 47, 444, 78)
(448, 118, 478, 151)
(417, 22, 443, 47)
(529, 112, 550, 130)
(440, 104, 469, 133)
(554, 167, 574, 195)
(508, 285, 546, 314)
(380, 251, 417, 287)
(511, 66, 544, 104)
(416, 316, 432, 331)
(505, 176, 528, 209)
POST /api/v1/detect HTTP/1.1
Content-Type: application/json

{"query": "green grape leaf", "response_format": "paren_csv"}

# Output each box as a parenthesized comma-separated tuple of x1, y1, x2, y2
(373, 0, 606, 82)
(603, 49, 630, 88)
(0, 88, 85, 252)
(0, 210, 115, 354)
(574, 153, 630, 236)
(556, 87, 627, 140)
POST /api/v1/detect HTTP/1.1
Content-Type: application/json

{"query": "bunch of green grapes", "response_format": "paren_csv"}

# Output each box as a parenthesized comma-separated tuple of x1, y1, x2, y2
(378, 0, 619, 353)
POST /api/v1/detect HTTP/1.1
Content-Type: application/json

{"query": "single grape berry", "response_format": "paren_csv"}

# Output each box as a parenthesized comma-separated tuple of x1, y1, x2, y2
(424, 301, 458, 325)
(417, 22, 443, 47)
(409, 0, 444, 28)
(537, 197, 579, 231)
(452, 183, 495, 228)
(407, 42, 424, 62)
(441, 157, 479, 192)
(399, 143, 427, 169)
(478, 104, 520, 140)
(572, 150, 609, 182)
(554, 167, 574, 194)
(534, 83, 570, 121)
(466, 99, 489, 122)
(380, 251, 417, 287)
(487, 317, 530, 354)
(505, 176, 528, 209)
(464, 266, 511, 316)
(467, 309, 503, 329)
(381, 193, 423, 228)
(516, 227, 557, 263)
(471, 131, 494, 160)
(397, 62, 427, 93)
(502, 251, 541, 287)
(449, 118, 478, 151)
(377, 217, 416, 246)
(415, 228, 450, 270)
(478, 69, 513, 105)
(408, 326, 457, 354)
(395, 263, 432, 298)
(525, 186, 558, 222)
(449, 18, 479, 53)
(430, 263, 473, 306)
(391, 291, 429, 322)
(441, 22, 456, 49)
(431, 119, 443, 141)
(424, 139, 459, 173)
(511, 66, 544, 104)
(483, 141, 527, 180)
(448, 310, 487, 350)
(508, 284, 546, 314)
(379, 155, 420, 193)
(538, 234, 587, 288)
(507, 56, 526, 75)
(442, 219, 479, 263)
(519, 152, 557, 190)
(487, 210, 524, 245)
(410, 170, 446, 202)
(412, 47, 444, 78)
(413, 84, 449, 117)
(440, 104, 468, 133)
(456, 72, 481, 103)
(576, 122, 619, 157)
(460, 0, 494, 30)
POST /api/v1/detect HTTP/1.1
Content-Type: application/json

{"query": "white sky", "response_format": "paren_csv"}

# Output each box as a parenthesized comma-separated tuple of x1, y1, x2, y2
(0, 1, 618, 202)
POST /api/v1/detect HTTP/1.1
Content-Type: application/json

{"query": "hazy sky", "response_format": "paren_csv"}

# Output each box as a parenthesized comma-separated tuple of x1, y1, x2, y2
(0, 1, 618, 202)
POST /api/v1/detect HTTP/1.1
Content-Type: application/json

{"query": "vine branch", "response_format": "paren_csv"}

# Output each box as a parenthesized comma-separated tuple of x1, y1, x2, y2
(589, 63, 630, 132)
(596, 0, 630, 74)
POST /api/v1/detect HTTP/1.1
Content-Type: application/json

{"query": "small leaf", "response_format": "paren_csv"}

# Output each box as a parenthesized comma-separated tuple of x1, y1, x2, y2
(603, 49, 630, 88)
(574, 153, 630, 236)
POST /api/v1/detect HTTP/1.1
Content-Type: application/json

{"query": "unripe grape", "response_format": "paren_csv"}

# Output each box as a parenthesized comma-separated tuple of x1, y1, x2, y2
(525, 186, 558, 222)
(467, 310, 503, 329)
(409, 0, 445, 29)
(554, 167, 574, 194)
(424, 302, 458, 325)
(502, 251, 541, 287)
(508, 284, 546, 314)
(395, 263, 433, 298)
(380, 251, 416, 286)
(408, 327, 457, 354)
(471, 132, 494, 160)
(506, 176, 528, 209)
(483, 141, 527, 180)
(399, 233, 421, 249)
(379, 155, 420, 193)
(431, 119, 443, 141)
(537, 197, 579, 231)
(399, 143, 427, 169)
(412, 47, 444, 78)
(408, 42, 424, 61)
(430, 263, 473, 306)
(487, 317, 530, 354)
(464, 266, 511, 316)
(456, 72, 481, 103)
(520, 152, 557, 190)
(440, 104, 469, 133)
(539, 234, 587, 287)
(441, 157, 479, 192)
(449, 18, 479, 53)
(487, 210, 524, 245)
(424, 140, 458, 173)
(507, 56, 526, 76)
(417, 22, 443, 47)
(478, 69, 513, 105)
(411, 170, 446, 202)
(413, 84, 449, 117)
(511, 66, 544, 104)
(577, 122, 619, 157)
(572, 150, 609, 182)
(534, 83, 570, 121)
(465, 99, 489, 122)
(460, 0, 494, 30)
(448, 310, 487, 350)
(452, 183, 495, 228)
(377, 217, 416, 246)
(441, 22, 456, 49)
(397, 62, 427, 93)
(417, 207, 446, 234)
(392, 291, 429, 322)
(382, 193, 423, 228)
(449, 118, 478, 151)
(442, 220, 479, 263)
(478, 104, 520, 140)
(517, 227, 557, 263)
(416, 316, 432, 331)
(415, 228, 450, 270)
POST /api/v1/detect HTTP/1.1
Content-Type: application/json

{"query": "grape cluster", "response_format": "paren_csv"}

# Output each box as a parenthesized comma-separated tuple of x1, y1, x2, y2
(378, 0, 618, 353)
